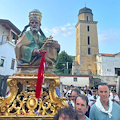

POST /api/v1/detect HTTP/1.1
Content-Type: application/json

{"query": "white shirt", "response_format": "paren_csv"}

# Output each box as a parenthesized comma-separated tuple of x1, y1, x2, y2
(63, 89, 67, 94)
(85, 94, 91, 99)
(109, 94, 120, 102)
(70, 100, 75, 107)
(67, 90, 72, 94)
(80, 90, 84, 94)
(88, 95, 98, 106)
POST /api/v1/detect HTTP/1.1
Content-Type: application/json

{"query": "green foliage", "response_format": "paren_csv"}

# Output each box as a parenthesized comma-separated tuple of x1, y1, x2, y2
(54, 51, 73, 75)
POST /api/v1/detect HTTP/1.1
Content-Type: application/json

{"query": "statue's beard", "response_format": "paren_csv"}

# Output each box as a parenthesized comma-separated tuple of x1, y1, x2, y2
(30, 27, 39, 33)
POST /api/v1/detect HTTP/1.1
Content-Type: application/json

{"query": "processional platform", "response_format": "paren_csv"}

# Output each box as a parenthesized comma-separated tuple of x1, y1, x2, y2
(0, 73, 68, 120)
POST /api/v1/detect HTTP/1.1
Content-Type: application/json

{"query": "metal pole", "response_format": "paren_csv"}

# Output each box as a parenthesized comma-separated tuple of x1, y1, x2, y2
(66, 62, 69, 75)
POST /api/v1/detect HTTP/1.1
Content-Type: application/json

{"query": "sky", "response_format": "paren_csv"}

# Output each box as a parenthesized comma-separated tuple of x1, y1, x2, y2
(0, 0, 120, 56)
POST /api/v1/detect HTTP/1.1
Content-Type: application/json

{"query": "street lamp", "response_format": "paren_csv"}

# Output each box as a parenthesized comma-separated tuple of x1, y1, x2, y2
(62, 62, 69, 75)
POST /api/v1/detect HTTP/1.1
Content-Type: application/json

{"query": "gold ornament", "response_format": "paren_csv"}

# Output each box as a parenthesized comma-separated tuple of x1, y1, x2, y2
(0, 73, 68, 120)
(29, 9, 42, 22)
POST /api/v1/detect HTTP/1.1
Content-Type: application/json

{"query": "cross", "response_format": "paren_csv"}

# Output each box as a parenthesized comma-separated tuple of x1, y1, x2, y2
(48, 35, 53, 40)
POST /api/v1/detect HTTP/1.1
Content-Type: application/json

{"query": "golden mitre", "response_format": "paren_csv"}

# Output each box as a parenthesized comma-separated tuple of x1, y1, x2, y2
(29, 9, 42, 22)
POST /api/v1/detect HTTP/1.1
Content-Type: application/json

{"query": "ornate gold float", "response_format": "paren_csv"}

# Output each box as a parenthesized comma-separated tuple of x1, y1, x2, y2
(0, 9, 68, 119)
(0, 73, 68, 120)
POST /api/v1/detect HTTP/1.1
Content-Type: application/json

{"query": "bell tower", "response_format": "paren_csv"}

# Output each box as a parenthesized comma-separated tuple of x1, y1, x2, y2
(75, 7, 99, 75)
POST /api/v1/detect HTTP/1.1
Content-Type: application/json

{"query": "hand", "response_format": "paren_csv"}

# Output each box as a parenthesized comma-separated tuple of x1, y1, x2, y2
(32, 49, 40, 56)
(111, 99, 114, 101)
(39, 48, 46, 53)
(32, 48, 46, 57)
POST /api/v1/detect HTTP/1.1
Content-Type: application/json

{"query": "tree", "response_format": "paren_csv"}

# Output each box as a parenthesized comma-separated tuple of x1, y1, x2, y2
(54, 51, 73, 75)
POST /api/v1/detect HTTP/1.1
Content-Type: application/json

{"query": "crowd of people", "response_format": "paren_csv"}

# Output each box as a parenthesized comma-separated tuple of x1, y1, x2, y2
(54, 83, 120, 120)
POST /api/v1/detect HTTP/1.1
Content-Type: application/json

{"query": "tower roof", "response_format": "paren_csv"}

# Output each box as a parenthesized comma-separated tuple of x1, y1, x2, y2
(78, 7, 93, 15)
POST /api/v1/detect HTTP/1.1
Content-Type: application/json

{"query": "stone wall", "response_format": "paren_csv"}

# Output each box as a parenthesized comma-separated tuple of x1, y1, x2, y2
(99, 76, 117, 85)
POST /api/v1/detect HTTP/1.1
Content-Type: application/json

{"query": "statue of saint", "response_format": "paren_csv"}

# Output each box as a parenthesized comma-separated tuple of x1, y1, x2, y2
(15, 9, 60, 71)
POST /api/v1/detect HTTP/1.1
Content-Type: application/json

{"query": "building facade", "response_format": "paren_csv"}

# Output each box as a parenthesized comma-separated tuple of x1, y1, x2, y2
(96, 53, 120, 76)
(59, 75, 90, 87)
(0, 19, 20, 75)
(0, 19, 20, 96)
(94, 53, 120, 87)
(0, 19, 20, 45)
(73, 7, 99, 75)
(0, 41, 17, 75)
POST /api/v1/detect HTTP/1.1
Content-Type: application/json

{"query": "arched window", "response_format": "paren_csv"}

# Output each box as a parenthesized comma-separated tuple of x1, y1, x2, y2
(87, 26, 90, 32)
(88, 36, 90, 45)
(88, 48, 91, 55)
(87, 16, 88, 21)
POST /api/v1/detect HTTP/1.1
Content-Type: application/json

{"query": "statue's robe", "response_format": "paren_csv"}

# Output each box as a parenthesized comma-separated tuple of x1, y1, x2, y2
(15, 30, 60, 66)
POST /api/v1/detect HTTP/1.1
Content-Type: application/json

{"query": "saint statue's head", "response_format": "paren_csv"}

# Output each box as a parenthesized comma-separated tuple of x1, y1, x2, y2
(29, 9, 42, 32)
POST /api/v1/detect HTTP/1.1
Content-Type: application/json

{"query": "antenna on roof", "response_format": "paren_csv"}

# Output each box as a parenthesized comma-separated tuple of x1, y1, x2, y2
(85, 3, 86, 7)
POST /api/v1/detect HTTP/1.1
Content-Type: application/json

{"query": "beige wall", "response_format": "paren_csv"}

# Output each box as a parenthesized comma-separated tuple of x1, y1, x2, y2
(78, 13, 93, 21)
(76, 24, 80, 56)
(80, 56, 97, 75)
(74, 11, 99, 76)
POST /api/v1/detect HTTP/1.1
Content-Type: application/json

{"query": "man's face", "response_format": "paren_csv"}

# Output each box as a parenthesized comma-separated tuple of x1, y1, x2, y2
(86, 91, 89, 95)
(70, 86, 73, 90)
(98, 85, 110, 102)
(75, 97, 88, 117)
(92, 91, 97, 96)
(59, 114, 75, 120)
(30, 20, 40, 32)
(71, 91, 77, 103)
(68, 96, 72, 101)
(112, 92, 115, 96)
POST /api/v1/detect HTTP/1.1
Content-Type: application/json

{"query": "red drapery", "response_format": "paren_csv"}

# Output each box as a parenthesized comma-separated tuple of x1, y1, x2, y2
(35, 52, 46, 98)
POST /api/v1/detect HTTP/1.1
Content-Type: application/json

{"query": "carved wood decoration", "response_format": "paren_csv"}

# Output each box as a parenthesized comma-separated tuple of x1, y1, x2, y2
(0, 73, 68, 120)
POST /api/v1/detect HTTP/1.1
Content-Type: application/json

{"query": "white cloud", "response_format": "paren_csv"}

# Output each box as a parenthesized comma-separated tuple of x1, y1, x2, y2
(50, 28, 60, 35)
(98, 29, 120, 42)
(61, 27, 67, 31)
(43, 22, 75, 37)
(68, 27, 74, 30)
(43, 28, 49, 34)
(65, 23, 71, 27)
(68, 31, 72, 35)
(98, 34, 108, 41)
(62, 33, 68, 37)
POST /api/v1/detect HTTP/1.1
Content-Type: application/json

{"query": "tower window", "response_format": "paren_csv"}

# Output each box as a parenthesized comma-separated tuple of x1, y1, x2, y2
(87, 26, 90, 32)
(88, 36, 90, 45)
(87, 16, 88, 21)
(11, 58, 15, 70)
(0, 59, 4, 67)
(88, 48, 91, 55)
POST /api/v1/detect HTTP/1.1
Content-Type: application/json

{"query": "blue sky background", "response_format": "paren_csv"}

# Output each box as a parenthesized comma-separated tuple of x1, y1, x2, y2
(0, 0, 120, 56)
